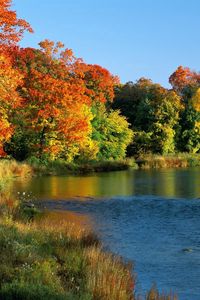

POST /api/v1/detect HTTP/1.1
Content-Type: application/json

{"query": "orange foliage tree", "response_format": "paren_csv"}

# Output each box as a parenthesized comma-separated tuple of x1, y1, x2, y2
(169, 66, 200, 94)
(83, 64, 119, 104)
(0, 0, 32, 45)
(0, 50, 22, 156)
(9, 41, 93, 160)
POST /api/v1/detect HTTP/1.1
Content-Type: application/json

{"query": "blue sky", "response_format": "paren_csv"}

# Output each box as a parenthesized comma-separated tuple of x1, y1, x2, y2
(12, 0, 200, 87)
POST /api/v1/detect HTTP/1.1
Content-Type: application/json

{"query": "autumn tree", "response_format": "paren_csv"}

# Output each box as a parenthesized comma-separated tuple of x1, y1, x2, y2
(0, 50, 22, 156)
(0, 0, 32, 45)
(169, 66, 200, 97)
(7, 41, 93, 161)
(83, 64, 119, 105)
(169, 66, 200, 153)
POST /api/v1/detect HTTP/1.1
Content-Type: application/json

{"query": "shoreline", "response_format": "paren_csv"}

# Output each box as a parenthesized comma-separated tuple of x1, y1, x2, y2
(0, 158, 194, 299)
(1, 153, 200, 181)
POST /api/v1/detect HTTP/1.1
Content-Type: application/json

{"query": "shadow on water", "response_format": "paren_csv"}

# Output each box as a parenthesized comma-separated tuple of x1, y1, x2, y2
(12, 168, 200, 300)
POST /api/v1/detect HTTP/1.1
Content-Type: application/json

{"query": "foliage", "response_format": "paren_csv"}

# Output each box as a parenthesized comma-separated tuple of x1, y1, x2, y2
(92, 104, 133, 160)
(169, 66, 200, 95)
(0, 51, 23, 156)
(113, 80, 182, 155)
(0, 0, 33, 45)
(1, 0, 200, 163)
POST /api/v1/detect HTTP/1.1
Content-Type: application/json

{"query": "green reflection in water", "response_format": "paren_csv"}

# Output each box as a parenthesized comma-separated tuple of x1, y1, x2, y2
(12, 168, 200, 200)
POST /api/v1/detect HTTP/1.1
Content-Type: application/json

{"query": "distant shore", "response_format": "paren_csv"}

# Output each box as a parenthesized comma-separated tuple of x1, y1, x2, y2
(1, 153, 200, 182)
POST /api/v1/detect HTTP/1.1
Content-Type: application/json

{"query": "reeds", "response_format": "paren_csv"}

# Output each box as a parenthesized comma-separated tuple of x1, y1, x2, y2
(0, 159, 32, 180)
(86, 246, 134, 300)
(136, 153, 200, 169)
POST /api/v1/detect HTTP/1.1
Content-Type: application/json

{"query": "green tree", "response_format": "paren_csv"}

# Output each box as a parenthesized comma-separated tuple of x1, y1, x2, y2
(92, 104, 133, 160)
(113, 79, 182, 155)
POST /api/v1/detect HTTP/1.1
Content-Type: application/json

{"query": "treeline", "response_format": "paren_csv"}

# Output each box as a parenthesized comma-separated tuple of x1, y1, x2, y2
(0, 0, 200, 164)
(0, 42, 133, 162)
(0, 1, 133, 162)
(112, 70, 200, 156)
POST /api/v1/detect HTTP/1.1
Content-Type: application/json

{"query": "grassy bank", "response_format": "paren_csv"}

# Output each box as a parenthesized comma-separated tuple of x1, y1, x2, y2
(0, 197, 177, 300)
(0, 217, 134, 300)
(0, 171, 134, 300)
(1, 153, 200, 180)
(30, 153, 200, 174)
(26, 157, 137, 176)
(136, 153, 200, 169)
(0, 164, 178, 299)
(0, 164, 134, 299)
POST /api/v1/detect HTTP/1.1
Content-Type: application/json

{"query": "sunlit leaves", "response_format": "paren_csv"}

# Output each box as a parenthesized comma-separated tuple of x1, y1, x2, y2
(0, 51, 22, 156)
(190, 88, 200, 112)
(92, 104, 133, 160)
(169, 66, 200, 95)
(0, 0, 33, 45)
(9, 45, 93, 160)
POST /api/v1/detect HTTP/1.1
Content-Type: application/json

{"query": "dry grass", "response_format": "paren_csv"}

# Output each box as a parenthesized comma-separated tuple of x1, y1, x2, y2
(145, 285, 178, 300)
(86, 246, 134, 300)
(0, 159, 32, 180)
(136, 153, 200, 169)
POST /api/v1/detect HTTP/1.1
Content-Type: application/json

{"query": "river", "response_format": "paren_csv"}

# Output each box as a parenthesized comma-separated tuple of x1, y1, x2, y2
(13, 168, 200, 300)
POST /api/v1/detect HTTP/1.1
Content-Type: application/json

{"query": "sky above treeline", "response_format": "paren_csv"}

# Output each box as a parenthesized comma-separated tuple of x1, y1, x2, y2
(13, 0, 200, 88)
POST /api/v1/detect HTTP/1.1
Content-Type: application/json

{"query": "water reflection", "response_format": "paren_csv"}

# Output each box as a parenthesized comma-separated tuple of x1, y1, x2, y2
(13, 168, 200, 200)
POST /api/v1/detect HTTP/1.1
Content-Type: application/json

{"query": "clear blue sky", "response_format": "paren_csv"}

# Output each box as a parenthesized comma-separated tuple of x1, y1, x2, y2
(12, 0, 200, 87)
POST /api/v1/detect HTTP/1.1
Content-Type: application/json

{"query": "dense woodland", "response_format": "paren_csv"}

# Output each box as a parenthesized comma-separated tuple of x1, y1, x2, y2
(0, 0, 200, 164)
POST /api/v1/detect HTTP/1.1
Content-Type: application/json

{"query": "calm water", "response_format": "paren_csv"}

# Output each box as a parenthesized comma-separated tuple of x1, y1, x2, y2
(13, 168, 200, 300)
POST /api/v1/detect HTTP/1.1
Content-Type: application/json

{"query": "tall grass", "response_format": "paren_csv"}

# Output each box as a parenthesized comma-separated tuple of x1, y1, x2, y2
(0, 213, 135, 300)
(0, 159, 32, 180)
(145, 285, 178, 300)
(86, 246, 134, 300)
(136, 153, 200, 169)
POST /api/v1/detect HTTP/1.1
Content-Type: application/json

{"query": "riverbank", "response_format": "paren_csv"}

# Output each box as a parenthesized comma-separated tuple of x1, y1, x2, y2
(0, 163, 180, 299)
(33, 153, 200, 173)
(27, 157, 137, 175)
(0, 195, 178, 299)
(0, 159, 136, 299)
(0, 172, 134, 300)
(0, 208, 135, 300)
(1, 153, 200, 181)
